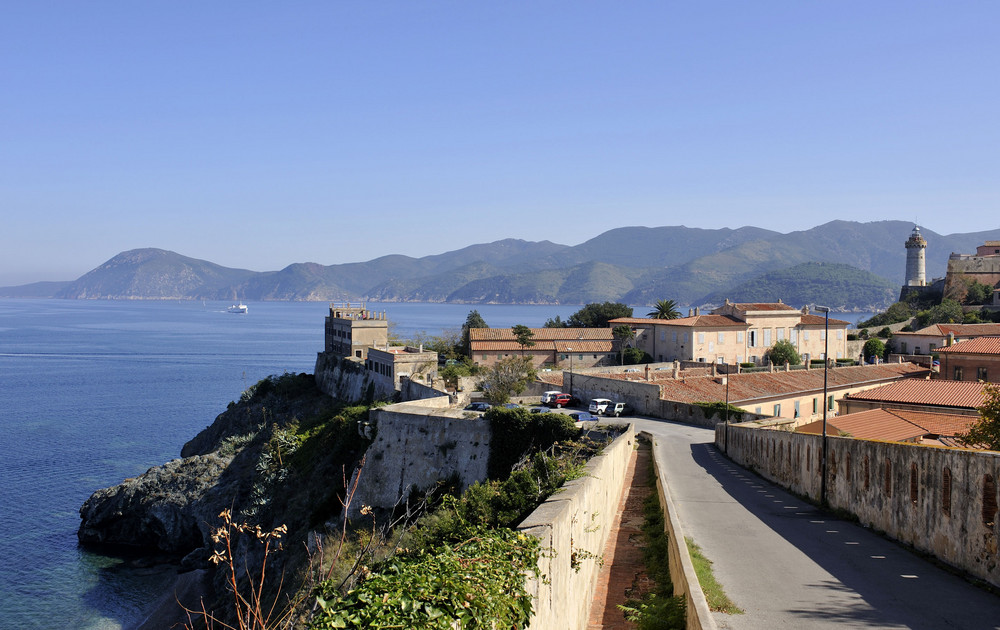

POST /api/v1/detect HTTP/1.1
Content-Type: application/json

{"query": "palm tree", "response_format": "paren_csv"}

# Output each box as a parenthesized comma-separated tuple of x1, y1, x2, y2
(648, 299, 680, 320)
(612, 324, 636, 365)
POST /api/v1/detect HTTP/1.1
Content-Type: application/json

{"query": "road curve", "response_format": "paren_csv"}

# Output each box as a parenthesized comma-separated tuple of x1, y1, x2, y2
(630, 416, 1000, 630)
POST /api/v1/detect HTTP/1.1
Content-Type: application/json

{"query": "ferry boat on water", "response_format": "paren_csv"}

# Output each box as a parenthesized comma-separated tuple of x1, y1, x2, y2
(227, 302, 248, 314)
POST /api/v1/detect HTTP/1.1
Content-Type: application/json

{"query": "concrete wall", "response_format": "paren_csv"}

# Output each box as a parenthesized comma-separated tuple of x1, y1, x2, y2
(519, 425, 636, 630)
(717, 424, 1000, 589)
(349, 404, 492, 519)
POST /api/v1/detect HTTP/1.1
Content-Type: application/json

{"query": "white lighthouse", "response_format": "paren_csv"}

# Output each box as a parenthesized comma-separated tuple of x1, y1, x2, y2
(904, 226, 927, 287)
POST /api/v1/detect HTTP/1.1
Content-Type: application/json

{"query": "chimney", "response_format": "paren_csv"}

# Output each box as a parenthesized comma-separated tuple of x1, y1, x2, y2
(711, 363, 717, 376)
(785, 361, 790, 372)
(688, 308, 693, 317)
(947, 332, 955, 346)
(694, 307, 700, 316)
(672, 362, 680, 379)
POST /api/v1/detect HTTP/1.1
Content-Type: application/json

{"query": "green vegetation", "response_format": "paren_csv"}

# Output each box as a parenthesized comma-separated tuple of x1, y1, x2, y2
(476, 356, 537, 405)
(862, 338, 886, 362)
(485, 407, 581, 479)
(618, 448, 685, 630)
(461, 310, 488, 356)
(567, 301, 633, 328)
(512, 324, 536, 356)
(686, 538, 743, 615)
(623, 347, 653, 365)
(915, 298, 964, 327)
(694, 401, 745, 422)
(765, 339, 801, 366)
(964, 280, 995, 305)
(648, 299, 681, 320)
(958, 383, 1000, 451)
(612, 324, 636, 365)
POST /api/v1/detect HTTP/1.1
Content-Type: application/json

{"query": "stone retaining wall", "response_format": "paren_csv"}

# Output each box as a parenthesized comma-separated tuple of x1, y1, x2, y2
(519, 425, 636, 630)
(717, 424, 1000, 588)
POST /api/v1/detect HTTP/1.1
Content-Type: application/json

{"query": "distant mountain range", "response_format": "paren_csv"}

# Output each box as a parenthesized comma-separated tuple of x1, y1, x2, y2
(3, 220, 998, 309)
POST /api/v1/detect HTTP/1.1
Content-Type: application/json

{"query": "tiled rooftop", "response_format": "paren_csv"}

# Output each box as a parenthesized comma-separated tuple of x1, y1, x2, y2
(937, 336, 1000, 355)
(800, 314, 851, 326)
(648, 363, 928, 404)
(903, 323, 1000, 337)
(469, 327, 612, 341)
(609, 315, 747, 328)
(731, 302, 800, 312)
(843, 379, 988, 409)
(796, 408, 975, 444)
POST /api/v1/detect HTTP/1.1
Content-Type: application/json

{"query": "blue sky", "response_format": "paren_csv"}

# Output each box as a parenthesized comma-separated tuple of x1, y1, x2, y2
(2, 2, 998, 286)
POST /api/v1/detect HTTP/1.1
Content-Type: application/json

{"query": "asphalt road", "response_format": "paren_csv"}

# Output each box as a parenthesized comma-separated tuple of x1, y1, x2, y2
(629, 416, 1000, 630)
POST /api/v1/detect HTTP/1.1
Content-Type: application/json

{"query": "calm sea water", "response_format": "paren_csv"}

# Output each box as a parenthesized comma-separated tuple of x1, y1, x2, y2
(0, 299, 872, 629)
(0, 299, 581, 630)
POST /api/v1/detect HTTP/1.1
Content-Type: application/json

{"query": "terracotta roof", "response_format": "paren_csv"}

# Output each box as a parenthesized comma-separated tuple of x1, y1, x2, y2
(469, 327, 612, 341)
(796, 408, 975, 443)
(731, 302, 800, 312)
(937, 336, 1000, 355)
(799, 314, 851, 326)
(553, 340, 614, 353)
(471, 340, 557, 352)
(909, 323, 1000, 337)
(843, 379, 987, 409)
(796, 409, 927, 442)
(610, 314, 748, 328)
(650, 363, 927, 404)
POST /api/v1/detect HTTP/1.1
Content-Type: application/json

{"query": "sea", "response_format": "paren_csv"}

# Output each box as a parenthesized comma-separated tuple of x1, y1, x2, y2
(0, 299, 583, 630)
(0, 299, 874, 629)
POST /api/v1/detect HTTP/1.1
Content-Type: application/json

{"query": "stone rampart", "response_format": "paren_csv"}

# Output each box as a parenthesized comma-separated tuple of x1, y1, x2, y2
(717, 424, 1000, 588)
(348, 404, 491, 518)
(519, 424, 635, 630)
(314, 351, 395, 403)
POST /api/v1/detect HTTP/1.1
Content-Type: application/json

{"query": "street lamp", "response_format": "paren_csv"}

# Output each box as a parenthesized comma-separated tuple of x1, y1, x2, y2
(724, 371, 730, 454)
(567, 346, 573, 394)
(815, 305, 831, 506)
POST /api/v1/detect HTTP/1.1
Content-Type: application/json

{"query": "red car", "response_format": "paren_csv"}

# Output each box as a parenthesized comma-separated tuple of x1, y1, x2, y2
(546, 393, 578, 408)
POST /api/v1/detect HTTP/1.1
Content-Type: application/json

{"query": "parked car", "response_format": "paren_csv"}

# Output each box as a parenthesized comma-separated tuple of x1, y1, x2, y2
(501, 403, 520, 410)
(464, 402, 491, 412)
(568, 411, 599, 422)
(546, 393, 578, 408)
(589, 398, 612, 415)
(529, 406, 549, 414)
(606, 402, 631, 417)
(540, 390, 562, 404)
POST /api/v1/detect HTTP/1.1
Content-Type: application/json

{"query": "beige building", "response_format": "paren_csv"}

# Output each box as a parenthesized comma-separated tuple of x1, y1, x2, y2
(365, 345, 439, 389)
(839, 379, 988, 417)
(469, 327, 615, 368)
(611, 300, 850, 365)
(647, 362, 928, 423)
(891, 323, 1000, 357)
(324, 302, 389, 360)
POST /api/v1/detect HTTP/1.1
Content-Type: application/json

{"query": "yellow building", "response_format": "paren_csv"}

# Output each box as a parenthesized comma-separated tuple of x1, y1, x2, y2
(611, 300, 850, 365)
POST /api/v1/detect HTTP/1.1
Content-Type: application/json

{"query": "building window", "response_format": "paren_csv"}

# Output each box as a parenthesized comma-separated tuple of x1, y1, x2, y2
(718, 332, 725, 343)
(837, 329, 843, 340)
(763, 329, 772, 346)
(773, 404, 781, 417)
(929, 343, 937, 352)
(777, 328, 785, 341)
(955, 366, 964, 380)
(804, 330, 810, 341)
(790, 329, 798, 343)
(755, 406, 762, 414)
(812, 398, 818, 413)
(820, 330, 826, 341)
(828, 395, 834, 411)
(900, 341, 908, 353)
(698, 332, 705, 343)
(737, 355, 744, 363)
(978, 367, 988, 381)
(737, 331, 744, 343)
(794, 401, 800, 418)
(749, 330, 757, 347)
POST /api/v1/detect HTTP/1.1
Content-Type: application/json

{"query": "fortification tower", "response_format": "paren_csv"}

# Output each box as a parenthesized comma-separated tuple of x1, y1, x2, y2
(905, 225, 927, 287)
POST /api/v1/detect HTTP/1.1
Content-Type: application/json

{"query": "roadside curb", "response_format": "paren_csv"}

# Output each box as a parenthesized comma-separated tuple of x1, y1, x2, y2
(638, 430, 717, 630)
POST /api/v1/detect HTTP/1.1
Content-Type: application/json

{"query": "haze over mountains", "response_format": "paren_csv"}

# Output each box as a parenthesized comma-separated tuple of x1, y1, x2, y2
(4, 221, 998, 310)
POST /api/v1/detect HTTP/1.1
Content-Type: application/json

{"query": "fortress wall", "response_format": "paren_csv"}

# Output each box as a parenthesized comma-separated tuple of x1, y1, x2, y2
(348, 404, 492, 519)
(314, 351, 396, 403)
(519, 425, 636, 630)
(718, 424, 1000, 588)
(944, 255, 1000, 299)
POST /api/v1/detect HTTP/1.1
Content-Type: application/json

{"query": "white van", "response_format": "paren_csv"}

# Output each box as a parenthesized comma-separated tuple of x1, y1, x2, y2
(540, 391, 562, 404)
(589, 398, 612, 415)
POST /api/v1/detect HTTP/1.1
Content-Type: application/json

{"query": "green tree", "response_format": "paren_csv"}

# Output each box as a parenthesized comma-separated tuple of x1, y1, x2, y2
(958, 383, 1000, 450)
(543, 315, 568, 328)
(623, 347, 652, 365)
(647, 299, 681, 320)
(863, 338, 886, 362)
(476, 356, 537, 405)
(965, 280, 994, 305)
(511, 324, 536, 356)
(916, 299, 964, 327)
(612, 324, 636, 365)
(567, 302, 633, 328)
(461, 310, 488, 356)
(765, 339, 801, 366)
